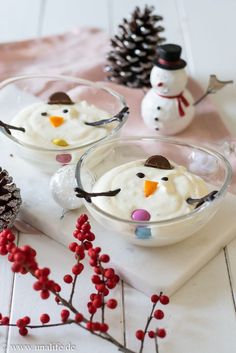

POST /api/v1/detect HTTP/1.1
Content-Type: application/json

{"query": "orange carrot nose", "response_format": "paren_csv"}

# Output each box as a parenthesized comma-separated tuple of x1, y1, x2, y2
(144, 180, 159, 197)
(49, 116, 64, 127)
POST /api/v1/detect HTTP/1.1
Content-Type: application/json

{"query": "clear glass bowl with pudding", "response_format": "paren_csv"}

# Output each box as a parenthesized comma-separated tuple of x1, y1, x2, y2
(75, 137, 232, 247)
(0, 75, 128, 173)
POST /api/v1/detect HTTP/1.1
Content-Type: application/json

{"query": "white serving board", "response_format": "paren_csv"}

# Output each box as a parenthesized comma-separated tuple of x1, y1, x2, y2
(1, 137, 236, 296)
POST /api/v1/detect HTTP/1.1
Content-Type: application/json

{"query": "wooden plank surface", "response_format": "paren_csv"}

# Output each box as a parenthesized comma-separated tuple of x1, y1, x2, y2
(41, 0, 110, 35)
(125, 251, 236, 353)
(0, 0, 42, 43)
(178, 0, 236, 134)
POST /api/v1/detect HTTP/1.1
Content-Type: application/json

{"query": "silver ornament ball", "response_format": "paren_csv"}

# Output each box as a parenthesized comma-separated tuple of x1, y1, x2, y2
(50, 165, 82, 210)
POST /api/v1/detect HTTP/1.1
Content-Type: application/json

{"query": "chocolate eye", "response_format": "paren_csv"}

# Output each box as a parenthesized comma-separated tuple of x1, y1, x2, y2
(136, 172, 145, 178)
(157, 106, 161, 110)
(41, 112, 48, 116)
(63, 109, 69, 113)
(161, 177, 168, 181)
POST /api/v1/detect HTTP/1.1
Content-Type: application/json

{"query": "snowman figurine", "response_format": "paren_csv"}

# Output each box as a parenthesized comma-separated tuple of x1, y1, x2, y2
(141, 44, 195, 135)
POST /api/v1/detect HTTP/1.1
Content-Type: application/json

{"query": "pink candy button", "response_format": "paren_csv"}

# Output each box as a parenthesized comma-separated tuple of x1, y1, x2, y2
(131, 209, 151, 221)
(56, 153, 72, 164)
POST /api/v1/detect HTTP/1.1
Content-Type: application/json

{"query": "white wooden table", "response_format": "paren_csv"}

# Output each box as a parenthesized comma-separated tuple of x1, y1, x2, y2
(0, 1, 236, 352)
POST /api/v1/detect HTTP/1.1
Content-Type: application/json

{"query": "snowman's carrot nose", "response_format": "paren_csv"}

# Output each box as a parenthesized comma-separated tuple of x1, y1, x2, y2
(144, 180, 159, 197)
(49, 116, 65, 127)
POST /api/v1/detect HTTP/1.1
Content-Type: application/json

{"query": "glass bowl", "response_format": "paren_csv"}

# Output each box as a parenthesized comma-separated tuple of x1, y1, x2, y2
(0, 75, 128, 173)
(75, 137, 232, 247)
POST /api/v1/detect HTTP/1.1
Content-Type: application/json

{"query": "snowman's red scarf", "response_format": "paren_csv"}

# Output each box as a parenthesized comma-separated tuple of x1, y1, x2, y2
(157, 92, 189, 117)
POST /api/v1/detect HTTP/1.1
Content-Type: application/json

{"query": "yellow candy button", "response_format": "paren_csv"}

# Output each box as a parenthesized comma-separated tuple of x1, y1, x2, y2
(52, 139, 69, 147)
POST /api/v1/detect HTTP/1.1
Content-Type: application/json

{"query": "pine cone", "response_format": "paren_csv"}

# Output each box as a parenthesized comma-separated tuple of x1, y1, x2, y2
(105, 5, 165, 88)
(0, 168, 22, 231)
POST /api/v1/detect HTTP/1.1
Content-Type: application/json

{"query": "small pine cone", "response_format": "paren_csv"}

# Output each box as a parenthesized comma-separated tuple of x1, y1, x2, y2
(0, 167, 22, 231)
(105, 5, 165, 88)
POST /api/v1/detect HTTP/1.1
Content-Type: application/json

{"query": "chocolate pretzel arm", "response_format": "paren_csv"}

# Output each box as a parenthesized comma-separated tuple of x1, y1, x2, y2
(186, 190, 218, 209)
(0, 121, 25, 135)
(75, 187, 121, 203)
(84, 106, 129, 127)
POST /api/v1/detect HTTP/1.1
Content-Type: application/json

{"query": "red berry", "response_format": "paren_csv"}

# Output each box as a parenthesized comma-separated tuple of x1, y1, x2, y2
(99, 254, 110, 263)
(154, 309, 164, 320)
(93, 298, 102, 308)
(77, 232, 86, 241)
(22, 316, 30, 325)
(61, 309, 70, 322)
(72, 263, 84, 275)
(69, 242, 78, 252)
(148, 330, 155, 338)
(63, 274, 73, 284)
(159, 295, 169, 305)
(91, 275, 101, 284)
(81, 223, 91, 232)
(156, 328, 166, 338)
(7, 232, 15, 242)
(86, 321, 93, 331)
(88, 304, 97, 315)
(100, 323, 109, 333)
(77, 214, 88, 225)
(33, 281, 43, 291)
(55, 296, 60, 304)
(40, 313, 50, 324)
(11, 263, 21, 272)
(41, 268, 50, 276)
(104, 268, 115, 279)
(1, 316, 9, 325)
(89, 258, 97, 267)
(16, 319, 25, 328)
(106, 299, 117, 309)
(95, 284, 106, 292)
(53, 283, 61, 292)
(151, 294, 159, 303)
(0, 313, 2, 320)
(19, 327, 28, 336)
(83, 241, 92, 250)
(106, 279, 116, 289)
(40, 290, 50, 300)
(93, 266, 102, 275)
(75, 313, 83, 323)
(86, 232, 95, 241)
(103, 288, 109, 296)
(0, 245, 8, 255)
(136, 330, 145, 340)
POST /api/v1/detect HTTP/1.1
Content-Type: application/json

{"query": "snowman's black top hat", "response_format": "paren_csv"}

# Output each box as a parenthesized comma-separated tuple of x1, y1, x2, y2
(154, 44, 186, 70)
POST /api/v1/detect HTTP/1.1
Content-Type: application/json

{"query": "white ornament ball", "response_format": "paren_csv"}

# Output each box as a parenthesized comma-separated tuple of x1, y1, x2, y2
(50, 165, 82, 210)
(188, 151, 219, 175)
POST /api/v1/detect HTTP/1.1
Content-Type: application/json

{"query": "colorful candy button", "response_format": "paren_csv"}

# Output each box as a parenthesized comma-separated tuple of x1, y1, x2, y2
(52, 138, 69, 147)
(131, 209, 151, 221)
(56, 154, 72, 164)
(135, 227, 152, 239)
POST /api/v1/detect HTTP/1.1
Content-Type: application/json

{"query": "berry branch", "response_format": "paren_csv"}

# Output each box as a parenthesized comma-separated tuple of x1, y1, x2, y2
(0, 215, 169, 353)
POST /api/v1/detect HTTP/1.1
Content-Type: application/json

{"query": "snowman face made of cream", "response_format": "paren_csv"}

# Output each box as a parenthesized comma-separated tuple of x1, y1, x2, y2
(11, 92, 111, 149)
(75, 155, 217, 239)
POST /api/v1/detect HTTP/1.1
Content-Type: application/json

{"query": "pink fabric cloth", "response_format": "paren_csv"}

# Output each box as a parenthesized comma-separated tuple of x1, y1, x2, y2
(0, 28, 235, 191)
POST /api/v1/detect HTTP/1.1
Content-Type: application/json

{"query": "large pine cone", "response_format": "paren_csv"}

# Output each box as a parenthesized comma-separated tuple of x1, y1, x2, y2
(105, 5, 165, 88)
(0, 168, 22, 231)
